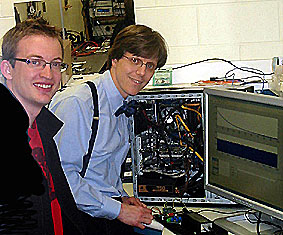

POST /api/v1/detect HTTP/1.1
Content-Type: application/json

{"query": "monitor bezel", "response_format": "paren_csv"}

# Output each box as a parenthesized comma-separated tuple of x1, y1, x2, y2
(203, 87, 283, 221)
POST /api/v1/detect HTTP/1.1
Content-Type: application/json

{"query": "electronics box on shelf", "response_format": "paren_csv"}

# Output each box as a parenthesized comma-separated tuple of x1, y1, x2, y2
(128, 86, 233, 205)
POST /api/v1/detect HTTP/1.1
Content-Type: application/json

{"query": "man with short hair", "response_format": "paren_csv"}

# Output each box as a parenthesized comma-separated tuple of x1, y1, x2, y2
(0, 18, 90, 234)
(50, 24, 168, 234)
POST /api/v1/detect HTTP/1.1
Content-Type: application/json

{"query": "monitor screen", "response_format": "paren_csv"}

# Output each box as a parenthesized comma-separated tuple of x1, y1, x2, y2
(204, 88, 283, 220)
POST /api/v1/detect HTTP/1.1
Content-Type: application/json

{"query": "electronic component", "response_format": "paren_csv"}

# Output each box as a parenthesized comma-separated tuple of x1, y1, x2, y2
(86, 0, 126, 41)
(181, 211, 213, 234)
(153, 68, 172, 86)
(158, 206, 182, 225)
(93, 0, 113, 7)
(92, 24, 116, 37)
(153, 205, 214, 234)
(129, 88, 232, 204)
(93, 6, 113, 17)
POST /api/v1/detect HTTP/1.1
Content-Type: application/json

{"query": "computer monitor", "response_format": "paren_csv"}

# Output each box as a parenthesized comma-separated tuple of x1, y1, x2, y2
(204, 88, 283, 221)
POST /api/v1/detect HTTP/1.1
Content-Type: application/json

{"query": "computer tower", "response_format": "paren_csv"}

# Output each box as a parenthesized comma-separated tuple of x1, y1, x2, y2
(128, 87, 232, 205)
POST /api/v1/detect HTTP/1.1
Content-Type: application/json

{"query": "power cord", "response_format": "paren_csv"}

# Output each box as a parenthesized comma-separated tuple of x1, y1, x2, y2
(172, 58, 273, 76)
(170, 58, 272, 94)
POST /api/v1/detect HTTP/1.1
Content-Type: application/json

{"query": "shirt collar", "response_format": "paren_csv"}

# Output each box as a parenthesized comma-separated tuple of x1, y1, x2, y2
(103, 70, 127, 115)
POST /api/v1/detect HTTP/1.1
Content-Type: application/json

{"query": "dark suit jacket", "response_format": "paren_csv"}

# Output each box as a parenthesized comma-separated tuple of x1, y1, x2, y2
(36, 107, 89, 234)
(0, 83, 96, 234)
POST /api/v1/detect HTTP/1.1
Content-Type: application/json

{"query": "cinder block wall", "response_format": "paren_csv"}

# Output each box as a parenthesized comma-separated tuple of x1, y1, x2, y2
(134, 0, 283, 65)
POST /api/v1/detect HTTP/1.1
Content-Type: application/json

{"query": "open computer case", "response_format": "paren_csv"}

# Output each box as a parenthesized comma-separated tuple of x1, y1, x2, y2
(128, 86, 232, 205)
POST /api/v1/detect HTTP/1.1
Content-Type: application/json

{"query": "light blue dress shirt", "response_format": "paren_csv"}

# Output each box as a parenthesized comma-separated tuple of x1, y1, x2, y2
(49, 71, 130, 220)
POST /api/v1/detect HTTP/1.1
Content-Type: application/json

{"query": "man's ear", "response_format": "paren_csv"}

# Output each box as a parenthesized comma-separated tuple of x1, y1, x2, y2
(1, 60, 13, 80)
(111, 58, 118, 68)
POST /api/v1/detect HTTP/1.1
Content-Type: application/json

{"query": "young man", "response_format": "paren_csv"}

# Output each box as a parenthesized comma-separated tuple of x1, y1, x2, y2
(0, 18, 91, 234)
(50, 25, 168, 234)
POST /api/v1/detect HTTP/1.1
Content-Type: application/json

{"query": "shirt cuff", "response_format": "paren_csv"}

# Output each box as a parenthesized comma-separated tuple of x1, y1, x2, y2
(121, 189, 129, 197)
(103, 197, 122, 220)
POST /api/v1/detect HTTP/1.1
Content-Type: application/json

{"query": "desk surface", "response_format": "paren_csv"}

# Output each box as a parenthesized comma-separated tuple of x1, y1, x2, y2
(123, 183, 234, 234)
(123, 183, 281, 235)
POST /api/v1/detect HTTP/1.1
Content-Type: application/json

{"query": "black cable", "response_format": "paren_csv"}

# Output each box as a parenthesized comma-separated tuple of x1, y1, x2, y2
(251, 211, 283, 233)
(138, 103, 193, 174)
(224, 66, 268, 90)
(190, 209, 283, 234)
(139, 105, 174, 165)
(135, 99, 203, 193)
(172, 58, 273, 76)
(225, 66, 267, 78)
(256, 212, 262, 234)
(139, 98, 203, 185)
(81, 0, 94, 40)
(240, 75, 267, 82)
(193, 208, 251, 215)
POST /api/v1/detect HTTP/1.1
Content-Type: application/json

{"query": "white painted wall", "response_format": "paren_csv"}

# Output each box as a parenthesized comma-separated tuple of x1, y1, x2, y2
(134, 0, 283, 65)
(134, 0, 280, 84)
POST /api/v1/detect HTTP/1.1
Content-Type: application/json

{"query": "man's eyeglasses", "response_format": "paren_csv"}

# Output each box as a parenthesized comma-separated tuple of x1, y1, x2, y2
(122, 55, 156, 72)
(12, 58, 68, 73)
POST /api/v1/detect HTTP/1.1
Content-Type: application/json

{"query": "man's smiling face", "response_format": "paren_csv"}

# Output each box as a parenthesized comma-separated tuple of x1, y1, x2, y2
(6, 34, 63, 112)
(110, 52, 158, 99)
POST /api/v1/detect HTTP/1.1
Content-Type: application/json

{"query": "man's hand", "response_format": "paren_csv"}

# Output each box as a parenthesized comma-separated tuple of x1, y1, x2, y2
(122, 196, 147, 208)
(117, 197, 153, 229)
